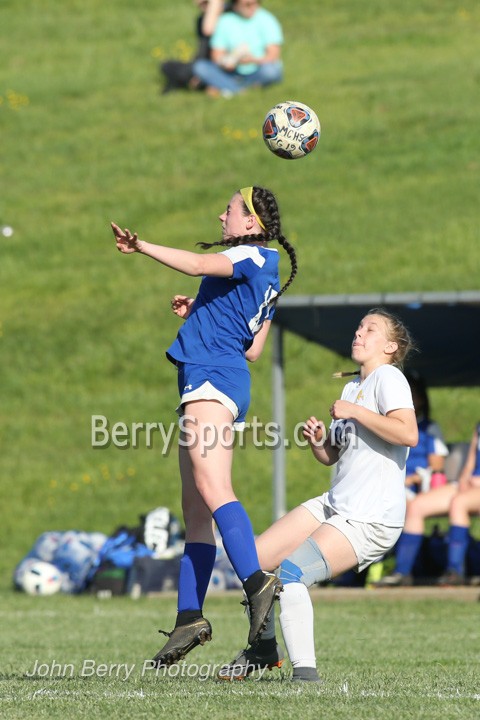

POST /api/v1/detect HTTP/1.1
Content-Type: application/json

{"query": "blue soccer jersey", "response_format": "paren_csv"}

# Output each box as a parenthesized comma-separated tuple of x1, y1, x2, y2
(166, 245, 280, 369)
(405, 417, 448, 478)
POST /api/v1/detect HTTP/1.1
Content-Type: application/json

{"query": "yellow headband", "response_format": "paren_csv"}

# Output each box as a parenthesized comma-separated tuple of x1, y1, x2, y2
(240, 187, 266, 230)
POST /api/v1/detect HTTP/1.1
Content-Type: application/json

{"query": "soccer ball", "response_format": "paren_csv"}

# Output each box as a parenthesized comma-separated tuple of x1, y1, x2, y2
(262, 100, 320, 159)
(20, 560, 62, 596)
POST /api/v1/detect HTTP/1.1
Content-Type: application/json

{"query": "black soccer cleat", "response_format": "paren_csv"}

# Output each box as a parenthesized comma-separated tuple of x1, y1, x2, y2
(291, 666, 322, 682)
(437, 569, 465, 587)
(244, 572, 283, 646)
(152, 617, 212, 668)
(217, 643, 284, 681)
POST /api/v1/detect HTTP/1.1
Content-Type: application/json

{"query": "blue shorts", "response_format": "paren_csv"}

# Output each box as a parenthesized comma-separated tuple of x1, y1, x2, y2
(176, 363, 251, 429)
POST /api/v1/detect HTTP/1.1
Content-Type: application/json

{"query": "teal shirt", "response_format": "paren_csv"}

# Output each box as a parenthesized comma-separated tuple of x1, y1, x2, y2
(211, 8, 283, 75)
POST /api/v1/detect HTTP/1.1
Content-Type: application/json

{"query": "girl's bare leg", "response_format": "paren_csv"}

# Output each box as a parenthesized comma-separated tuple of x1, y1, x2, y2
(179, 441, 215, 544)
(183, 400, 279, 645)
(182, 400, 237, 512)
(404, 484, 458, 534)
(448, 487, 480, 527)
(309, 523, 358, 578)
(255, 506, 321, 570)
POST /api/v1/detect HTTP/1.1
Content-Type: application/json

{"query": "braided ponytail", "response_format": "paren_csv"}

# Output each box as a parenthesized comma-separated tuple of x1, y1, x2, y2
(275, 234, 297, 299)
(246, 187, 297, 301)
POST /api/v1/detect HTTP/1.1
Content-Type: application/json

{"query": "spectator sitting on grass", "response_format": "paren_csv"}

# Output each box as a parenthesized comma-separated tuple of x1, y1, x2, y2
(192, 0, 283, 97)
(160, 0, 225, 94)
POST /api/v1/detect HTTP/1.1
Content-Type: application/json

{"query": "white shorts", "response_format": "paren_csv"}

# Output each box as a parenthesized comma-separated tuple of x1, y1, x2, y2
(301, 493, 403, 572)
(177, 381, 244, 430)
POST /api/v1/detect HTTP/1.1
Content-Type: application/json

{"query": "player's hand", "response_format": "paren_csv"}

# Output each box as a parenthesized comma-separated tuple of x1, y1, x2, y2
(171, 295, 194, 319)
(302, 416, 326, 445)
(329, 399, 356, 420)
(111, 222, 141, 254)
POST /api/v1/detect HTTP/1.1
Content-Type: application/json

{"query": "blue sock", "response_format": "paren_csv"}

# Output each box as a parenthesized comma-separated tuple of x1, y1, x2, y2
(447, 525, 469, 575)
(177, 542, 217, 612)
(395, 532, 423, 575)
(212, 501, 260, 582)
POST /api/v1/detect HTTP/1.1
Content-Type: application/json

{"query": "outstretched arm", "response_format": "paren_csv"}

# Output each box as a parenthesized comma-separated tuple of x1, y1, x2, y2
(111, 222, 233, 278)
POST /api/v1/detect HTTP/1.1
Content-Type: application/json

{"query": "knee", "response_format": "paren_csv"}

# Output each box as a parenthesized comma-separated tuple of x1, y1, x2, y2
(193, 472, 232, 511)
(258, 62, 282, 85)
(278, 538, 331, 588)
(406, 498, 428, 521)
(448, 494, 465, 515)
(192, 471, 215, 500)
(192, 59, 210, 77)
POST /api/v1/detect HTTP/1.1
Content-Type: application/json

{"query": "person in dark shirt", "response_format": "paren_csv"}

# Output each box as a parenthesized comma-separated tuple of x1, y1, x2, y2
(160, 0, 225, 94)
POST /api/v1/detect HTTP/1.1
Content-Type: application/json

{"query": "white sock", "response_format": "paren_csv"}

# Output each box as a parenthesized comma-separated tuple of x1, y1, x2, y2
(279, 582, 316, 668)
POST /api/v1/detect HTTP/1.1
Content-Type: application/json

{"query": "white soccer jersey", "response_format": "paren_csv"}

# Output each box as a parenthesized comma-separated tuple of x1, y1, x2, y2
(325, 364, 414, 526)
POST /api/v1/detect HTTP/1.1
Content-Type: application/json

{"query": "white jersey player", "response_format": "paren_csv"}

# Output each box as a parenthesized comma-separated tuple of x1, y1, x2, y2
(219, 308, 418, 682)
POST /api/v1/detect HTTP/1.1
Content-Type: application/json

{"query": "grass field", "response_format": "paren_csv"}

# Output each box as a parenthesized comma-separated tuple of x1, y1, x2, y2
(1, 0, 479, 582)
(1, 3, 480, 714)
(1, 589, 479, 719)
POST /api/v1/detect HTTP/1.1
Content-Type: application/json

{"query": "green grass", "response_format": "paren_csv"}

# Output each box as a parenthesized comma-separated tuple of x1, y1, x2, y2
(1, 590, 479, 719)
(1, 0, 480, 588)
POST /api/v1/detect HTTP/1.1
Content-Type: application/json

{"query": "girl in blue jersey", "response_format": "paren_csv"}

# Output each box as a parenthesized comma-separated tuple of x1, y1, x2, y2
(436, 422, 480, 585)
(111, 186, 297, 667)
(403, 374, 448, 498)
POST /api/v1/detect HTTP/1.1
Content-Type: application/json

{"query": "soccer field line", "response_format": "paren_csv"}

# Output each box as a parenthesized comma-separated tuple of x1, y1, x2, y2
(1, 686, 480, 703)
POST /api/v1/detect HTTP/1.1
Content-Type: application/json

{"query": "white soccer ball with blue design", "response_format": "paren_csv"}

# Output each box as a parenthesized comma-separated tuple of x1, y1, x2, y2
(262, 100, 321, 159)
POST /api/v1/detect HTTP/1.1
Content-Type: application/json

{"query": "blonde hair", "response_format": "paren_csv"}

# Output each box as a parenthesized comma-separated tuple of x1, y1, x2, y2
(368, 308, 415, 368)
(334, 307, 416, 378)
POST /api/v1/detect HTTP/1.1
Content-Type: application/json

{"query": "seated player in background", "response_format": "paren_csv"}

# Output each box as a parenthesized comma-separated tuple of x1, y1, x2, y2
(403, 373, 449, 500)
(379, 421, 480, 587)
